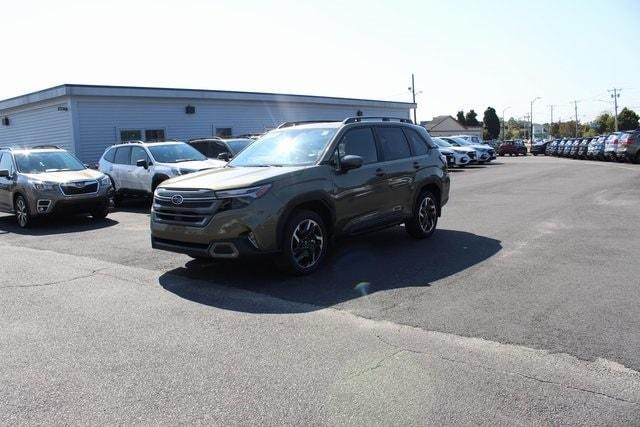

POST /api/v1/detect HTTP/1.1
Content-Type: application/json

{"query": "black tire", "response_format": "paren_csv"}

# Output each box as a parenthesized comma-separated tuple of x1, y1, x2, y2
(14, 194, 32, 229)
(634, 152, 640, 164)
(91, 205, 109, 220)
(276, 210, 328, 275)
(107, 176, 122, 207)
(405, 190, 438, 239)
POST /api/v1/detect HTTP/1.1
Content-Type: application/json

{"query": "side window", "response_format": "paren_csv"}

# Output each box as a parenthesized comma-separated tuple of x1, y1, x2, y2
(0, 153, 15, 174)
(130, 146, 149, 165)
(114, 147, 131, 165)
(103, 148, 116, 163)
(403, 128, 429, 156)
(337, 127, 378, 164)
(376, 127, 411, 161)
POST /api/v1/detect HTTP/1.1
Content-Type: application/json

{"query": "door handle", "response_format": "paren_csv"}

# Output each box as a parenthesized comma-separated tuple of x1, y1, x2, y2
(375, 168, 386, 177)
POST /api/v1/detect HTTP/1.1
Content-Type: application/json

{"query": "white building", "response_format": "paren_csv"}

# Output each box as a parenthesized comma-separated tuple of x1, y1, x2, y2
(0, 84, 414, 162)
(421, 115, 483, 139)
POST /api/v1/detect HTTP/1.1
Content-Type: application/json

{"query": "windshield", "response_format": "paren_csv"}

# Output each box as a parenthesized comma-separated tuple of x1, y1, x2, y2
(14, 151, 85, 174)
(229, 127, 337, 167)
(451, 137, 473, 146)
(226, 139, 254, 155)
(147, 143, 207, 163)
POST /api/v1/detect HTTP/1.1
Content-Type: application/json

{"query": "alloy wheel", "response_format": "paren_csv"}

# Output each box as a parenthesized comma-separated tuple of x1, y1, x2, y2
(16, 198, 28, 228)
(418, 196, 437, 233)
(290, 219, 324, 269)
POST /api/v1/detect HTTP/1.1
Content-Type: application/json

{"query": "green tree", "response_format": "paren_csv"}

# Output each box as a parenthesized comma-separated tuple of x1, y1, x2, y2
(456, 111, 466, 125)
(594, 113, 615, 134)
(617, 108, 639, 131)
(465, 110, 480, 127)
(482, 107, 501, 140)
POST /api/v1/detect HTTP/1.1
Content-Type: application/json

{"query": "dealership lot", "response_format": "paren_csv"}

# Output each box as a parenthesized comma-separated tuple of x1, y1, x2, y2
(1, 156, 639, 424)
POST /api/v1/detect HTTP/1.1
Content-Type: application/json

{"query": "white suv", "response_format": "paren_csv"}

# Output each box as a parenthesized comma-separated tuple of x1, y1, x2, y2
(98, 141, 225, 203)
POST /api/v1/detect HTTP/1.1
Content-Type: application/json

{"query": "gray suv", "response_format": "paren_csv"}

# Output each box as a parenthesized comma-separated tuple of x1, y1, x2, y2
(150, 117, 450, 275)
(0, 146, 111, 228)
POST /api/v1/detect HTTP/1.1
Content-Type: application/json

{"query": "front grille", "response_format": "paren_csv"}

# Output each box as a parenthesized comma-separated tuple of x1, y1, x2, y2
(152, 188, 220, 227)
(60, 181, 98, 195)
(468, 152, 476, 160)
(488, 149, 495, 156)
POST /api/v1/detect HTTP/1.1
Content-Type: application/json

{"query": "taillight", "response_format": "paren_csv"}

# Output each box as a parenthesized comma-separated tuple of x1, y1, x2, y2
(612, 138, 618, 145)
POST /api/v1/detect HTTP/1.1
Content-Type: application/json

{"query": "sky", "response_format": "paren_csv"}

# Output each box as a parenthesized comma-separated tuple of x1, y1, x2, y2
(1, 0, 639, 123)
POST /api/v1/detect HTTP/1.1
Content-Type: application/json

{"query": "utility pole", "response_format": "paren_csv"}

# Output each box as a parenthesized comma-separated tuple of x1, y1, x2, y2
(502, 106, 511, 141)
(409, 74, 417, 124)
(608, 88, 622, 131)
(572, 100, 579, 137)
(548, 104, 556, 138)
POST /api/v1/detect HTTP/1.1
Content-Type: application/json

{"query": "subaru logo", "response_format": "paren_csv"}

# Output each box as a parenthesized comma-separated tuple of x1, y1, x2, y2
(171, 195, 184, 205)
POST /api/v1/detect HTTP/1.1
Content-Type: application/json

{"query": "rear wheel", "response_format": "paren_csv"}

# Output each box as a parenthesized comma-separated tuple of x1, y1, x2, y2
(277, 210, 327, 275)
(406, 190, 438, 239)
(14, 195, 32, 229)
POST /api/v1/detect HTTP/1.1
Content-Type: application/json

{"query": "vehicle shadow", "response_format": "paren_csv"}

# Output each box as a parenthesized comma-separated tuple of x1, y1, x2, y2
(111, 199, 151, 213)
(0, 213, 118, 236)
(158, 227, 502, 314)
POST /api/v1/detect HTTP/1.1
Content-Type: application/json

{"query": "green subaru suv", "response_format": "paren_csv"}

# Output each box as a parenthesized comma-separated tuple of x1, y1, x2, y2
(151, 117, 450, 274)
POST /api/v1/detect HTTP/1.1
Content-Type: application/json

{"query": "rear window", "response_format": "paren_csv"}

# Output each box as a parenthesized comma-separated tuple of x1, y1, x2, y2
(103, 148, 116, 163)
(375, 127, 411, 161)
(403, 128, 429, 156)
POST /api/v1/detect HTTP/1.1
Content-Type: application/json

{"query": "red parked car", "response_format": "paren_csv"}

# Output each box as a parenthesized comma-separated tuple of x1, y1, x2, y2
(498, 140, 528, 156)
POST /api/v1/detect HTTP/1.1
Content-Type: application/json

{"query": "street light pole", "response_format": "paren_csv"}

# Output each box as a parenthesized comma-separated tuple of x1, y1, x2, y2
(502, 106, 511, 141)
(410, 74, 417, 124)
(530, 97, 541, 142)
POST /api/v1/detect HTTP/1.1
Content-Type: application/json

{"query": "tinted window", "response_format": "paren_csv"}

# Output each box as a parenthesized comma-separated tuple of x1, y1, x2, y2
(103, 148, 116, 163)
(403, 128, 429, 156)
(130, 146, 149, 165)
(376, 127, 411, 161)
(114, 147, 131, 165)
(338, 128, 378, 164)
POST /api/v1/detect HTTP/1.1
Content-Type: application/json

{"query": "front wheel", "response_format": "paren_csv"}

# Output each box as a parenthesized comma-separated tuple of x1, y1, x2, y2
(406, 191, 438, 239)
(14, 195, 32, 229)
(277, 210, 328, 275)
(91, 205, 109, 220)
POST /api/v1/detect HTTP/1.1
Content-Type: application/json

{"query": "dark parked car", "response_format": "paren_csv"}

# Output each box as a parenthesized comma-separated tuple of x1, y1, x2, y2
(576, 138, 592, 158)
(498, 140, 527, 156)
(553, 139, 566, 156)
(546, 139, 560, 155)
(587, 136, 606, 160)
(561, 139, 575, 157)
(531, 140, 552, 156)
(188, 137, 254, 161)
(616, 130, 640, 163)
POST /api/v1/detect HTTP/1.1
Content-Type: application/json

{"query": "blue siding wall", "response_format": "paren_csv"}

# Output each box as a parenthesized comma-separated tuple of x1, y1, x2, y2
(0, 99, 74, 151)
(75, 97, 410, 163)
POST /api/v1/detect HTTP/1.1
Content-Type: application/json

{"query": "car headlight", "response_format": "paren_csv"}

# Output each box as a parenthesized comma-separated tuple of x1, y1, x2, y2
(169, 168, 181, 176)
(30, 180, 57, 191)
(216, 184, 272, 209)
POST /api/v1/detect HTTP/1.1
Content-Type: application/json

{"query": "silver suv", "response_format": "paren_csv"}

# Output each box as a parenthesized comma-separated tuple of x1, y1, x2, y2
(0, 146, 111, 228)
(98, 141, 225, 204)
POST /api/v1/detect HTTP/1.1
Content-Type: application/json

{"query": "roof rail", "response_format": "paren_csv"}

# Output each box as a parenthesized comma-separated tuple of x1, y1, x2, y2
(187, 137, 223, 142)
(32, 145, 62, 150)
(277, 120, 338, 129)
(117, 140, 145, 145)
(343, 116, 414, 124)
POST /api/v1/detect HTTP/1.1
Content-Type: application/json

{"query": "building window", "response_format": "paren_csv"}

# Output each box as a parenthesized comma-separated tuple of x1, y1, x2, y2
(216, 127, 232, 138)
(120, 130, 142, 142)
(145, 129, 165, 142)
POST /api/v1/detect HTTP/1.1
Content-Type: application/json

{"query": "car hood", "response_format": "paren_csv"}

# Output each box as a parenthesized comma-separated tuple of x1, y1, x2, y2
(437, 148, 454, 154)
(23, 168, 104, 183)
(159, 165, 309, 191)
(450, 146, 474, 154)
(158, 159, 226, 171)
(468, 144, 490, 151)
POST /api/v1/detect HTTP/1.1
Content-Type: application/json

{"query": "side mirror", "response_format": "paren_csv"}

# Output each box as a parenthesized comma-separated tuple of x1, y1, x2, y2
(136, 159, 149, 169)
(0, 169, 9, 178)
(217, 152, 231, 162)
(340, 155, 363, 172)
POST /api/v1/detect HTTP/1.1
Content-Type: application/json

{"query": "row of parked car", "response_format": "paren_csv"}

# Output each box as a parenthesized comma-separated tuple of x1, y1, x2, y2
(0, 117, 452, 274)
(529, 130, 640, 163)
(431, 135, 497, 167)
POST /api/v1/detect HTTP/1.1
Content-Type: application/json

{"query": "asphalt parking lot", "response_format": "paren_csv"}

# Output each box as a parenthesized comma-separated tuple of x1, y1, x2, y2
(1, 156, 639, 424)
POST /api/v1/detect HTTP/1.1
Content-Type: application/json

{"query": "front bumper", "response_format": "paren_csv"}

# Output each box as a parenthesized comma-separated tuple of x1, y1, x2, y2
(151, 236, 264, 259)
(26, 185, 111, 216)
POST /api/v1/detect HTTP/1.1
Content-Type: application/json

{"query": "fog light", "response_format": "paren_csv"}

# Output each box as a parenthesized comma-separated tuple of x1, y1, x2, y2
(37, 200, 51, 213)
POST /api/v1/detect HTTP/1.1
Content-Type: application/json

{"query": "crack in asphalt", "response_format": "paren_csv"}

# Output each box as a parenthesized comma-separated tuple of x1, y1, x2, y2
(373, 335, 639, 406)
(0, 268, 108, 290)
